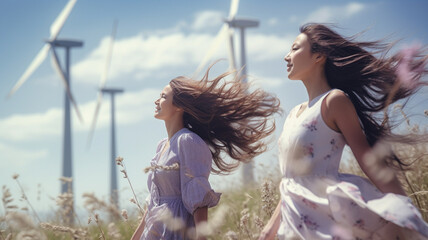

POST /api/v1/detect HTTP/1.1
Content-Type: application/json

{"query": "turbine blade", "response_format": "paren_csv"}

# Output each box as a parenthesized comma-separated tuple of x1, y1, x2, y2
(51, 47, 84, 123)
(227, 28, 237, 72)
(229, 0, 239, 18)
(86, 91, 103, 149)
(100, 20, 118, 89)
(7, 44, 51, 98)
(193, 25, 228, 78)
(87, 20, 119, 149)
(50, 0, 77, 40)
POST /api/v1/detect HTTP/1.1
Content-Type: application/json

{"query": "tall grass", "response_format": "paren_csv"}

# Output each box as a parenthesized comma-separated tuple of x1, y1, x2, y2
(1, 109, 427, 239)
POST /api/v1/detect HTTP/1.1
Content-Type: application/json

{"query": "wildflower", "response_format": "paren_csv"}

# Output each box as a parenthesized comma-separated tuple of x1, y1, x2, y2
(107, 222, 122, 239)
(120, 169, 128, 178)
(40, 222, 88, 239)
(88, 217, 92, 224)
(240, 208, 250, 228)
(12, 174, 19, 180)
(143, 163, 180, 173)
(59, 177, 73, 183)
(121, 209, 128, 221)
(116, 156, 124, 167)
(225, 231, 238, 240)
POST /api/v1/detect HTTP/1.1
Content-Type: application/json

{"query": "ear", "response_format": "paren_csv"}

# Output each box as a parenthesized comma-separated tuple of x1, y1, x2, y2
(314, 53, 326, 63)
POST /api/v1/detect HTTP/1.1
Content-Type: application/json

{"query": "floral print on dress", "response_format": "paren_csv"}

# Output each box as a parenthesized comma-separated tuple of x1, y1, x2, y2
(345, 183, 364, 201)
(302, 197, 318, 210)
(323, 138, 340, 161)
(303, 118, 318, 131)
(298, 214, 319, 231)
(303, 143, 314, 158)
(354, 219, 365, 229)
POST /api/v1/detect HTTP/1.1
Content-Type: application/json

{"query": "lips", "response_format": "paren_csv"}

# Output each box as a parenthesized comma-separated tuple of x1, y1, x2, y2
(287, 64, 293, 72)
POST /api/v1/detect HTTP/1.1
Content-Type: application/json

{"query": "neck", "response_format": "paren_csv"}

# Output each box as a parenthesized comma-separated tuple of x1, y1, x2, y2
(164, 116, 184, 140)
(301, 68, 331, 103)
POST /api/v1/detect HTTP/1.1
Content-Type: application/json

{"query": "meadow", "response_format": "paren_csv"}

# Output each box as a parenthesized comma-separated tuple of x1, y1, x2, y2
(1, 108, 427, 240)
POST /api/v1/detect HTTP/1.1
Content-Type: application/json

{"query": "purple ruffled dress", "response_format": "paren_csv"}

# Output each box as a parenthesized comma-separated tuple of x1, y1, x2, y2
(140, 128, 221, 240)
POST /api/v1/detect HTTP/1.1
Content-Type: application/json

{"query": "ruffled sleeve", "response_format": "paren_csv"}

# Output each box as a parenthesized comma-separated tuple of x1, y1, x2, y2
(177, 132, 221, 214)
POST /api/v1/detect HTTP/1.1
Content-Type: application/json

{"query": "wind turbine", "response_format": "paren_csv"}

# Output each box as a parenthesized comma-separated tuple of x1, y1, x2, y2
(194, 0, 239, 76)
(6, 0, 83, 217)
(195, 0, 259, 184)
(87, 21, 123, 211)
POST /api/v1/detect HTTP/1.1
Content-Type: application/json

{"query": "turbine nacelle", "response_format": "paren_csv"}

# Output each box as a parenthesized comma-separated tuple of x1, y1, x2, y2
(46, 39, 83, 48)
(224, 18, 259, 29)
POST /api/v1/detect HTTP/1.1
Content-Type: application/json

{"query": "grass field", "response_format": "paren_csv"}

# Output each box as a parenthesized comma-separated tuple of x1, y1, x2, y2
(1, 109, 427, 240)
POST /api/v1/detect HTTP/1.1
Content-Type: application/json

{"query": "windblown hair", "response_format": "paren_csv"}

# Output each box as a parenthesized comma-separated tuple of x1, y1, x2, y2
(169, 66, 281, 174)
(300, 23, 428, 166)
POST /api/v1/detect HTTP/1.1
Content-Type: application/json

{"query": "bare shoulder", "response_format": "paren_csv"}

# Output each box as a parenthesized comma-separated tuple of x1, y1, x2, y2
(322, 89, 355, 132)
(325, 89, 354, 111)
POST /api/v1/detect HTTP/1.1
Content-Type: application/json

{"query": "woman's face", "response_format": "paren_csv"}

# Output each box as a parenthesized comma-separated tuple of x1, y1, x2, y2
(284, 33, 319, 80)
(154, 84, 181, 121)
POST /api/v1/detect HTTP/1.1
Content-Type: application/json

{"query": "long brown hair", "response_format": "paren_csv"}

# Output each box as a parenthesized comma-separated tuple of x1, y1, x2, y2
(300, 23, 428, 166)
(169, 66, 281, 174)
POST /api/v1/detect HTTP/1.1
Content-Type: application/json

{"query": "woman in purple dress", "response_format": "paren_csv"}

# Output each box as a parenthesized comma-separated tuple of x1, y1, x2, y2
(131, 65, 280, 240)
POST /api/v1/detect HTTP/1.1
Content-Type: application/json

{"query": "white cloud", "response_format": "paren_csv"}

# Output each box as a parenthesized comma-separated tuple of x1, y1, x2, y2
(267, 18, 279, 26)
(0, 142, 48, 167)
(192, 11, 223, 31)
(249, 75, 284, 89)
(0, 88, 159, 142)
(303, 2, 366, 24)
(247, 34, 295, 61)
(72, 33, 220, 85)
(70, 10, 296, 87)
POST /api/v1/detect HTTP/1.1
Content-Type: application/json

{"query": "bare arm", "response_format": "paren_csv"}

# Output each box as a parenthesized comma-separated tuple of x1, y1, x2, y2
(131, 209, 148, 240)
(258, 200, 281, 240)
(324, 90, 406, 195)
(193, 207, 208, 240)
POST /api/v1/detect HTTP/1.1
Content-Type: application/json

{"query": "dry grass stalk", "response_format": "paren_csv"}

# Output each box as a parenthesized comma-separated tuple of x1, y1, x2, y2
(2, 186, 18, 214)
(56, 192, 74, 225)
(40, 222, 88, 239)
(4, 233, 11, 240)
(5, 211, 35, 230)
(93, 213, 106, 240)
(12, 174, 41, 223)
(116, 156, 145, 215)
(260, 179, 276, 218)
(143, 162, 180, 173)
(107, 222, 122, 239)
(15, 229, 47, 240)
(82, 192, 121, 220)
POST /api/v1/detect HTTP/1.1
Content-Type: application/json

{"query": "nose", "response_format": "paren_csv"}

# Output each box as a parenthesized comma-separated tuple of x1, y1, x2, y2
(284, 52, 291, 62)
(154, 98, 159, 105)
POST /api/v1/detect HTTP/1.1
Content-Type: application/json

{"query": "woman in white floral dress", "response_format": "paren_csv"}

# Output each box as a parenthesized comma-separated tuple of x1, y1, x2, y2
(259, 23, 428, 240)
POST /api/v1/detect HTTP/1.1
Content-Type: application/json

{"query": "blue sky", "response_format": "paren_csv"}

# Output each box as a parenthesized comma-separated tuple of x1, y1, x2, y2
(1, 0, 428, 216)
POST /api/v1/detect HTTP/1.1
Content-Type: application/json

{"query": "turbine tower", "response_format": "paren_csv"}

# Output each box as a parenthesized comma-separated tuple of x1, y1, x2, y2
(195, 0, 260, 184)
(51, 39, 84, 196)
(87, 21, 123, 213)
(6, 0, 82, 222)
(225, 17, 259, 184)
(102, 88, 123, 208)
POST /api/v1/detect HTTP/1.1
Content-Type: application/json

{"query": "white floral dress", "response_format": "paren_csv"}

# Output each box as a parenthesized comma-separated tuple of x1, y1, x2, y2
(277, 90, 428, 240)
